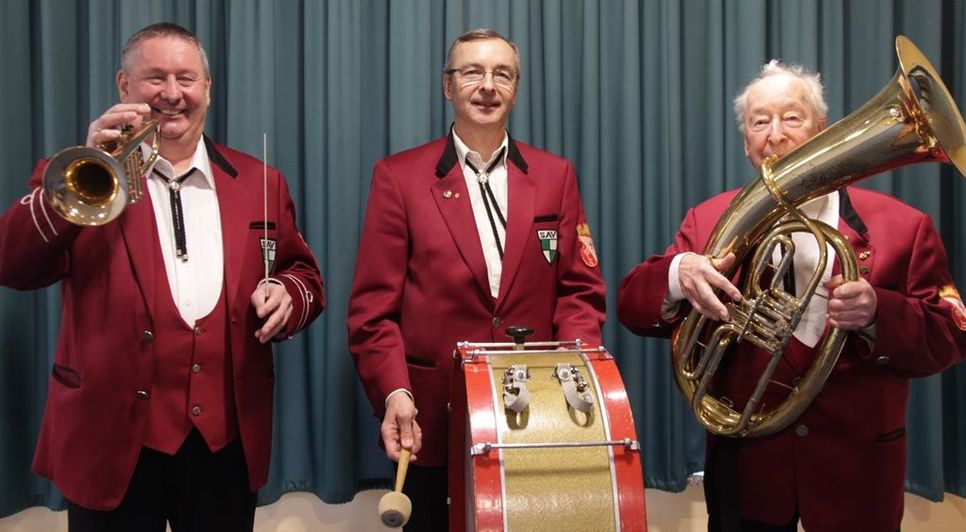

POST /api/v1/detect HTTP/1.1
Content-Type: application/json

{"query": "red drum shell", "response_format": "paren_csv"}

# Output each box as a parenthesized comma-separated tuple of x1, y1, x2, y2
(448, 342, 647, 532)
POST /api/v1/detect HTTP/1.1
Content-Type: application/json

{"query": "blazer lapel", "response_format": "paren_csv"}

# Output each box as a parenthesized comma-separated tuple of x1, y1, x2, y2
(119, 174, 158, 316)
(833, 188, 872, 278)
(212, 165, 249, 312)
(431, 166, 492, 299)
(495, 163, 535, 309)
(205, 139, 247, 311)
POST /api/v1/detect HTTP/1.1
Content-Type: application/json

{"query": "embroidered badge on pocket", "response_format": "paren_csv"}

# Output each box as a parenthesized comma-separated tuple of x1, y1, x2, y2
(260, 238, 277, 272)
(537, 229, 558, 263)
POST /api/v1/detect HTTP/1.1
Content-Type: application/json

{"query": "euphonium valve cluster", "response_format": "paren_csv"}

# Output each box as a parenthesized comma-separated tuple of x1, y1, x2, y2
(42, 120, 160, 226)
(672, 35, 966, 438)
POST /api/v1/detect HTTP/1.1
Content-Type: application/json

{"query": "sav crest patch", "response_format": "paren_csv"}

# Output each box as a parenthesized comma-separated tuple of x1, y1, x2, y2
(939, 285, 966, 331)
(537, 229, 558, 263)
(576, 222, 598, 268)
(260, 238, 277, 272)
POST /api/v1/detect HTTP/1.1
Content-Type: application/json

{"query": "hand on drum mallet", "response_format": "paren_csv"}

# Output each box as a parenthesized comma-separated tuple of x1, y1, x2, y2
(378, 447, 413, 527)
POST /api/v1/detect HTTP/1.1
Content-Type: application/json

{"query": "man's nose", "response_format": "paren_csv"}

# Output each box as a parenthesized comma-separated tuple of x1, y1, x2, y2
(767, 120, 787, 143)
(160, 77, 181, 100)
(478, 71, 497, 91)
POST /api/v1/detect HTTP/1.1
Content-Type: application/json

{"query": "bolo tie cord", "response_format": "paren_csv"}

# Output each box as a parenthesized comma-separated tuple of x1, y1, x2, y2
(465, 147, 507, 259)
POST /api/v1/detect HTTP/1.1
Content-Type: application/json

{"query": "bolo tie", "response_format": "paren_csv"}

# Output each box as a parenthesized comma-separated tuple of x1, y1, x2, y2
(465, 147, 507, 259)
(153, 168, 191, 261)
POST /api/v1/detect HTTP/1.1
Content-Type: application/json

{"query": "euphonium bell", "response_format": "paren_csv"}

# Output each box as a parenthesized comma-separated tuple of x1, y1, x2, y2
(671, 36, 966, 438)
(42, 120, 160, 226)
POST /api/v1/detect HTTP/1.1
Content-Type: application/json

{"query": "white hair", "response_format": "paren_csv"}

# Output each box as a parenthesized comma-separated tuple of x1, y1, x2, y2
(733, 59, 827, 131)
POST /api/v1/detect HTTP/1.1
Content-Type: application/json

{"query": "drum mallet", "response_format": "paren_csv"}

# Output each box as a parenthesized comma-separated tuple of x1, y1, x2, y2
(378, 447, 413, 527)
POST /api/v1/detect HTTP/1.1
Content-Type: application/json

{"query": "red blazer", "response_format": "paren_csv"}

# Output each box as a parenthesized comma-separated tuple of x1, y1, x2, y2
(348, 134, 606, 466)
(618, 187, 966, 530)
(0, 138, 325, 510)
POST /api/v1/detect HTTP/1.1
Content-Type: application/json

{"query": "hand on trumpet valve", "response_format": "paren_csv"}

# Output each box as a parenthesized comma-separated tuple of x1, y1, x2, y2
(678, 252, 742, 322)
(86, 103, 152, 149)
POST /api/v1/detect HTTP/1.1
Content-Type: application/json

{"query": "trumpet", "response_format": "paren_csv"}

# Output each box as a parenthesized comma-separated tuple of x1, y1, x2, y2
(42, 120, 160, 226)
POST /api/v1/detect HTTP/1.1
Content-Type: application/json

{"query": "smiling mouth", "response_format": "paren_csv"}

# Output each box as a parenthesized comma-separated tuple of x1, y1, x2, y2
(153, 107, 183, 117)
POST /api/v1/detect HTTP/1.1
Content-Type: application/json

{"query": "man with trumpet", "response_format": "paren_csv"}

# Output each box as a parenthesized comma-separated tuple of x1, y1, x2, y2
(0, 22, 324, 531)
(618, 57, 966, 530)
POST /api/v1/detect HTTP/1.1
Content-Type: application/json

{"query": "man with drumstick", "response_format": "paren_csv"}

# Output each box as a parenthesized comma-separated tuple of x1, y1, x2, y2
(617, 60, 966, 531)
(348, 28, 606, 531)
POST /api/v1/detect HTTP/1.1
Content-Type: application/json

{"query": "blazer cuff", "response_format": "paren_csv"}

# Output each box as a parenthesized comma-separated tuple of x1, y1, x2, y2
(269, 274, 316, 339)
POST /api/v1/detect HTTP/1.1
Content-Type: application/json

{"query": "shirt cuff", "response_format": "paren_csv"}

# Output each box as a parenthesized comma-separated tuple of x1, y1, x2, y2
(667, 252, 692, 302)
(385, 388, 414, 410)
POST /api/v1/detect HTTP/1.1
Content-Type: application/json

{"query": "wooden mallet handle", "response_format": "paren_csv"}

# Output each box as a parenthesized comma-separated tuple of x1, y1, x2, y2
(378, 448, 413, 527)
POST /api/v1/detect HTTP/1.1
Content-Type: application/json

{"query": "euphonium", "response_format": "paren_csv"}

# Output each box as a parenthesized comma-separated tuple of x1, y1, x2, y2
(672, 35, 966, 438)
(42, 119, 160, 226)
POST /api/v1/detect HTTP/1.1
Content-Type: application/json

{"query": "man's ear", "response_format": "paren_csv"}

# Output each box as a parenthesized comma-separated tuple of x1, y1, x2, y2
(116, 70, 129, 101)
(442, 74, 453, 101)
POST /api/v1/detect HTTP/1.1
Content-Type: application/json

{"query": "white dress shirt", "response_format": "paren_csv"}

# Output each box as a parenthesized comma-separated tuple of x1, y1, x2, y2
(667, 192, 839, 347)
(453, 131, 510, 299)
(145, 138, 224, 326)
(384, 132, 511, 409)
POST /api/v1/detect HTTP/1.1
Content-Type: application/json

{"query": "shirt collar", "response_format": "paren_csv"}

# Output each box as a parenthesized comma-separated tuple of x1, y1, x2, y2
(147, 136, 214, 188)
(452, 129, 509, 173)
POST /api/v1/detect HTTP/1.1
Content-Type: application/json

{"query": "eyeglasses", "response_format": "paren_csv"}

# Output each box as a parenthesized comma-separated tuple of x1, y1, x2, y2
(445, 66, 518, 87)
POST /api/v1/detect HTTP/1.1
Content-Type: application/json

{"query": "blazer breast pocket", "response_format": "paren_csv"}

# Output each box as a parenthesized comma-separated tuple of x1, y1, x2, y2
(51, 363, 81, 389)
(533, 216, 560, 265)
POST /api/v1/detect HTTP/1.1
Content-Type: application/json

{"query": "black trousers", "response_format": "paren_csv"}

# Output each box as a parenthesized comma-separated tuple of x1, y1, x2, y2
(400, 463, 448, 532)
(67, 430, 257, 532)
(705, 437, 799, 532)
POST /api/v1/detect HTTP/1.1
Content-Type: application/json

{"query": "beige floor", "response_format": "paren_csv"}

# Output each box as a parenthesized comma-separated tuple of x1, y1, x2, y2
(1, 486, 964, 531)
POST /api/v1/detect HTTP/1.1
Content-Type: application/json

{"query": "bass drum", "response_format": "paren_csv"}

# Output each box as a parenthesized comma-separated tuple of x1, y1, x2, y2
(448, 339, 647, 531)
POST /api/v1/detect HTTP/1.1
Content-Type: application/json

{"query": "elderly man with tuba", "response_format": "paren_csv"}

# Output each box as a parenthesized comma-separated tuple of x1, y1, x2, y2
(618, 38, 966, 532)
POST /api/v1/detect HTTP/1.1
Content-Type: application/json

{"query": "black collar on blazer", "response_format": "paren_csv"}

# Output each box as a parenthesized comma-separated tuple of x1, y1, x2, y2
(838, 188, 868, 237)
(203, 135, 239, 178)
(435, 126, 529, 177)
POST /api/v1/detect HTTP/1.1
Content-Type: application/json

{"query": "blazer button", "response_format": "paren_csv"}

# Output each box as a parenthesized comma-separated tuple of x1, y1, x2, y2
(142, 330, 154, 343)
(875, 355, 890, 366)
(136, 390, 150, 400)
(191, 405, 202, 416)
(794, 424, 809, 437)
(859, 250, 871, 261)
(491, 316, 503, 329)
(191, 363, 201, 374)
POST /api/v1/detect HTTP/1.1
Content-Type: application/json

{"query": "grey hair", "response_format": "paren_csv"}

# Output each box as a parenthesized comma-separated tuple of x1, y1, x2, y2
(120, 22, 210, 79)
(733, 59, 827, 131)
(444, 28, 521, 79)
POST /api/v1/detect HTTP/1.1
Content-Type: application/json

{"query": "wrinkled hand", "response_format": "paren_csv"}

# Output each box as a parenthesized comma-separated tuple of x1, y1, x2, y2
(86, 103, 152, 148)
(382, 392, 422, 462)
(824, 275, 877, 330)
(250, 282, 293, 343)
(677, 252, 742, 321)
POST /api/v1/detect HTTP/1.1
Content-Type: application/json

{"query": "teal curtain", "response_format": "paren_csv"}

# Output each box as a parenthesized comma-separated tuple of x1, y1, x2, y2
(0, 0, 963, 517)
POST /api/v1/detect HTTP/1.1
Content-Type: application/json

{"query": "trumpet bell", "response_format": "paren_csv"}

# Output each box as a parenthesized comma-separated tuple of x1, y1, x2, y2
(41, 119, 159, 227)
(44, 146, 129, 226)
